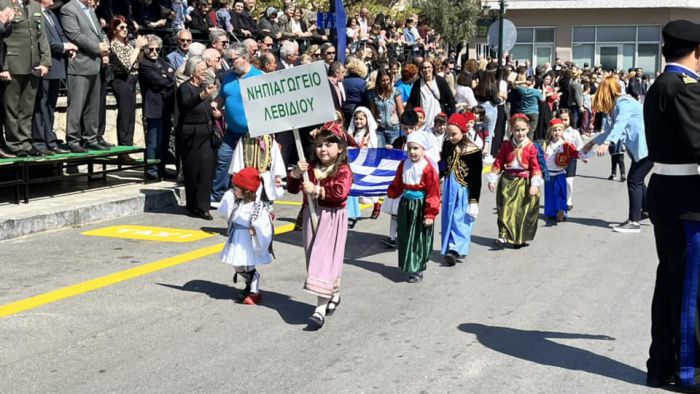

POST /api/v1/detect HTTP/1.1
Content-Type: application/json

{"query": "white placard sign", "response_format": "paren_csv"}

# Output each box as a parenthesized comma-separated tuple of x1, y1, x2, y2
(240, 62, 336, 137)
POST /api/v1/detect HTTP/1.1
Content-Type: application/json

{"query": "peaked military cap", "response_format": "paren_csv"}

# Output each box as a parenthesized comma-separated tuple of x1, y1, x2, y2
(662, 20, 700, 44)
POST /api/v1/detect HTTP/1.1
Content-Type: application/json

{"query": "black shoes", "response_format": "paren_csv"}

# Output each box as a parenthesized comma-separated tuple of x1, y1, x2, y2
(70, 145, 88, 153)
(85, 142, 110, 151)
(646, 374, 675, 388)
(97, 138, 115, 148)
(307, 312, 325, 329)
(0, 147, 16, 158)
(444, 252, 458, 266)
(326, 296, 341, 316)
(187, 210, 213, 220)
(49, 146, 71, 154)
(407, 272, 423, 283)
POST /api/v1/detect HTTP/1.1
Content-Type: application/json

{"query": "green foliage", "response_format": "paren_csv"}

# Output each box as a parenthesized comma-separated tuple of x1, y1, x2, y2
(414, 0, 480, 43)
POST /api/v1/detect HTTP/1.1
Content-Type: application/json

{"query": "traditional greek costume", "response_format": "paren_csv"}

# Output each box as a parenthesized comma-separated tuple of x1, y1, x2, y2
(543, 140, 578, 219)
(387, 158, 441, 274)
(440, 139, 483, 257)
(229, 134, 286, 203)
(287, 163, 353, 297)
(489, 139, 543, 245)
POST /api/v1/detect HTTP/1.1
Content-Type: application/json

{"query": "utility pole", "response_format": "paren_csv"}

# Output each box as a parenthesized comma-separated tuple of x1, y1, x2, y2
(497, 0, 505, 65)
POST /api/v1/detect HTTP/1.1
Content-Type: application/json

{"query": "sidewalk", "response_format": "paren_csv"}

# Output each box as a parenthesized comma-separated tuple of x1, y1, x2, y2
(0, 169, 182, 241)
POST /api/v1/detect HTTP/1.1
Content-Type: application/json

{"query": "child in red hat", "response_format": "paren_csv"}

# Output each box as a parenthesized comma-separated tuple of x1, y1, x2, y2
(438, 113, 483, 265)
(218, 167, 274, 305)
(542, 118, 579, 222)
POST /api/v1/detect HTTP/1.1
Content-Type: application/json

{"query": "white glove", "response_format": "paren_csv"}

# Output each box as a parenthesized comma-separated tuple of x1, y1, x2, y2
(467, 203, 479, 218)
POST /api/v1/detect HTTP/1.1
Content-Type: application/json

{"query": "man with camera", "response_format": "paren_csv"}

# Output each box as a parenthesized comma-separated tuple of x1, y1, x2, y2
(0, 0, 50, 157)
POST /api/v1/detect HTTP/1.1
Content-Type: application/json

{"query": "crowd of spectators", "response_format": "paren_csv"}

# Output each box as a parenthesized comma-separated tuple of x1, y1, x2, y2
(0, 0, 654, 220)
(0, 0, 447, 162)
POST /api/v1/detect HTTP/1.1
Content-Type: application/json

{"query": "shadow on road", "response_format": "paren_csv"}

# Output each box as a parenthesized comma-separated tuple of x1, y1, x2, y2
(158, 280, 312, 325)
(565, 216, 614, 229)
(576, 174, 619, 181)
(200, 226, 227, 236)
(458, 323, 646, 386)
(470, 235, 503, 251)
(346, 259, 405, 283)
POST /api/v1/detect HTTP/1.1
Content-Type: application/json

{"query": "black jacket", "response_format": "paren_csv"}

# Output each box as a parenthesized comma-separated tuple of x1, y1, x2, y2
(407, 75, 456, 115)
(138, 58, 176, 119)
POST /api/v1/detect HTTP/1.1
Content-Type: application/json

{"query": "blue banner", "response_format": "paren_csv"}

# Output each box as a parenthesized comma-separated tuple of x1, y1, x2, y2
(334, 0, 346, 63)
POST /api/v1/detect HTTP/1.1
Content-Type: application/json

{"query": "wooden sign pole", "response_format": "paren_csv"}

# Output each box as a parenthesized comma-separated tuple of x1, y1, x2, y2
(292, 128, 319, 233)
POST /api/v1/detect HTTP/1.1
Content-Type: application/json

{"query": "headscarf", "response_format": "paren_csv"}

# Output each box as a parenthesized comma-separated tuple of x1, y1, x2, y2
(406, 130, 433, 151)
(347, 106, 378, 148)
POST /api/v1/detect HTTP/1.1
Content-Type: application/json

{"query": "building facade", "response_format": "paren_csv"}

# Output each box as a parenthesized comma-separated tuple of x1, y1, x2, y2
(480, 0, 700, 73)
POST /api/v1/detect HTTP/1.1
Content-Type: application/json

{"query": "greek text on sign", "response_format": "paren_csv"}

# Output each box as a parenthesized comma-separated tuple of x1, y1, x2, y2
(81, 225, 216, 243)
(240, 62, 336, 137)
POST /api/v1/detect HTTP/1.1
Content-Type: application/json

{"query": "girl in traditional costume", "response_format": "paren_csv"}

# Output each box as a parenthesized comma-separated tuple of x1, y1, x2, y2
(556, 108, 584, 210)
(218, 167, 274, 305)
(439, 113, 483, 266)
(382, 109, 420, 248)
(347, 106, 381, 224)
(288, 123, 352, 329)
(542, 118, 579, 222)
(488, 114, 543, 248)
(229, 133, 286, 205)
(387, 131, 441, 282)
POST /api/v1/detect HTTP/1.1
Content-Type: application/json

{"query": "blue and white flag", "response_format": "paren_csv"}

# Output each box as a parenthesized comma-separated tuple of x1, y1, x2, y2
(347, 148, 407, 197)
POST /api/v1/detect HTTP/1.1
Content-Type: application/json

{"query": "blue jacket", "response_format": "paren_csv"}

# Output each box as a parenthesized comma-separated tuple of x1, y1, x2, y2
(594, 95, 648, 162)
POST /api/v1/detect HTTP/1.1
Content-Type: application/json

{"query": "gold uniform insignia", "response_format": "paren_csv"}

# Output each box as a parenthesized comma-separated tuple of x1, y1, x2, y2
(682, 74, 697, 84)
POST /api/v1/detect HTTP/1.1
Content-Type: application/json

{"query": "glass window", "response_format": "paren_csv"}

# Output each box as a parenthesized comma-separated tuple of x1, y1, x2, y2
(638, 26, 660, 41)
(623, 44, 635, 71)
(535, 28, 555, 43)
(516, 28, 533, 43)
(599, 46, 619, 71)
(535, 46, 553, 65)
(638, 44, 659, 73)
(573, 26, 595, 42)
(573, 43, 594, 68)
(510, 44, 532, 64)
(597, 26, 636, 42)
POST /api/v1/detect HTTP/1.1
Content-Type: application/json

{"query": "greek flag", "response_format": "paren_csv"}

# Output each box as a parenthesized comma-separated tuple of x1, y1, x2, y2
(347, 148, 407, 197)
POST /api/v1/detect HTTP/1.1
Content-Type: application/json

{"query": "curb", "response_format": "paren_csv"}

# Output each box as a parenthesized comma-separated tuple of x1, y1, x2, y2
(0, 187, 182, 241)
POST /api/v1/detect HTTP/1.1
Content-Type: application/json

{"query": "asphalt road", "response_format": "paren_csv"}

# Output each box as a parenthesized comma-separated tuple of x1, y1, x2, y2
(0, 155, 663, 393)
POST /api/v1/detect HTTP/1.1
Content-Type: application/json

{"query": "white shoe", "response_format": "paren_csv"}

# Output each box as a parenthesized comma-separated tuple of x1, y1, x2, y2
(210, 201, 221, 209)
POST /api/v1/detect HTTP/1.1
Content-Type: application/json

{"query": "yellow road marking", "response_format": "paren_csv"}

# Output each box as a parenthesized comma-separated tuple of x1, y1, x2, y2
(0, 223, 296, 319)
(273, 200, 302, 206)
(82, 225, 216, 243)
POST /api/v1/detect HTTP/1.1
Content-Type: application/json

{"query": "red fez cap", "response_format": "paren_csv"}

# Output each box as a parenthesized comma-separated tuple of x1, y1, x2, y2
(233, 167, 261, 193)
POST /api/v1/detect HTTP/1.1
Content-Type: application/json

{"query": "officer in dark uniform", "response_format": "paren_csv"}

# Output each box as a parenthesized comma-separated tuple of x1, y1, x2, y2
(0, 0, 50, 157)
(644, 19, 700, 390)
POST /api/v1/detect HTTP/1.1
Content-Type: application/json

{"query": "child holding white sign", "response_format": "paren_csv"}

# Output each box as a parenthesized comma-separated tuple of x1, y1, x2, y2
(287, 122, 353, 330)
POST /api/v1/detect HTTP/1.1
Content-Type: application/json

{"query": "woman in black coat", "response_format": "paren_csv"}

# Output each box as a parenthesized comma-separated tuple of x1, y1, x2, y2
(176, 56, 221, 220)
(407, 59, 456, 129)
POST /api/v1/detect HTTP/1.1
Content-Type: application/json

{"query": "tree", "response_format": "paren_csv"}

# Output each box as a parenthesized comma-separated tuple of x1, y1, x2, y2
(415, 0, 481, 44)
